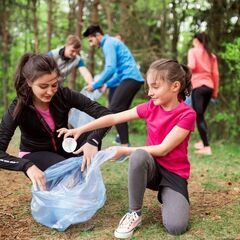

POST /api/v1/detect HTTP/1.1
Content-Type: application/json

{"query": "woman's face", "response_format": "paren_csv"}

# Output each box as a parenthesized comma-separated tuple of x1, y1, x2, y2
(29, 72, 58, 105)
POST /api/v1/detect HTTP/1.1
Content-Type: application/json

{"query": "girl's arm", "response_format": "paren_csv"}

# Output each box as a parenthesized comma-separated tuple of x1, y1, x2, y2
(57, 107, 140, 140)
(113, 126, 190, 158)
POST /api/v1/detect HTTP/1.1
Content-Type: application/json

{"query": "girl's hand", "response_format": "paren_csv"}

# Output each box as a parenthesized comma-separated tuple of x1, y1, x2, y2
(26, 165, 46, 191)
(57, 128, 82, 140)
(73, 142, 98, 172)
(108, 146, 132, 160)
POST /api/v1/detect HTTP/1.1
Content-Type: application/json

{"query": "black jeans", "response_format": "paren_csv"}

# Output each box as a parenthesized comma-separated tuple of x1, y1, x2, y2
(109, 79, 142, 144)
(192, 85, 213, 146)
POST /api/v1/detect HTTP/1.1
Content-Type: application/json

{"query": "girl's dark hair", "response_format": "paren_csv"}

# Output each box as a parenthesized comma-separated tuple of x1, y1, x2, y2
(194, 32, 212, 57)
(13, 53, 60, 119)
(146, 59, 192, 101)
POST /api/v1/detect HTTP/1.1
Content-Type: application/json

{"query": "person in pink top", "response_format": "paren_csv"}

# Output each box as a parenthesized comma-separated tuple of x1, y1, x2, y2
(58, 59, 196, 238)
(188, 32, 219, 155)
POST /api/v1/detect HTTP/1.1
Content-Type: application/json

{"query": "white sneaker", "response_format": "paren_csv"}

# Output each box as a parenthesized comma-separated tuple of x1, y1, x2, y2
(114, 212, 142, 239)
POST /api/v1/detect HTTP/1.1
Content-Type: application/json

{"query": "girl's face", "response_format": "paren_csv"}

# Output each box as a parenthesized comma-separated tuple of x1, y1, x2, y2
(29, 72, 58, 106)
(147, 72, 180, 108)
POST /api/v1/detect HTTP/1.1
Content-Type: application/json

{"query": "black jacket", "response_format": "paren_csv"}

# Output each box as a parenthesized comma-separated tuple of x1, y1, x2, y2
(0, 87, 111, 172)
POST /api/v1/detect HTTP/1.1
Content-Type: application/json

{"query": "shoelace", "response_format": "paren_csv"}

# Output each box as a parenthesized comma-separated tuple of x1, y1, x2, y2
(119, 212, 139, 228)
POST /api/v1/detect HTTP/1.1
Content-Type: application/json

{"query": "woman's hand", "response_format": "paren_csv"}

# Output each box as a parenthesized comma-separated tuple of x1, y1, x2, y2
(57, 127, 82, 140)
(26, 165, 46, 191)
(73, 142, 98, 172)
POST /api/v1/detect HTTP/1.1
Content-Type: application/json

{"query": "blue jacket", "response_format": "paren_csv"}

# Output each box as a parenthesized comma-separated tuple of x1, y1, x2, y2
(93, 34, 144, 90)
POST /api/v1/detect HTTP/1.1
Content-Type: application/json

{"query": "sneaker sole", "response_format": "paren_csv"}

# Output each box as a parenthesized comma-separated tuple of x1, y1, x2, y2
(114, 223, 141, 239)
(114, 229, 133, 239)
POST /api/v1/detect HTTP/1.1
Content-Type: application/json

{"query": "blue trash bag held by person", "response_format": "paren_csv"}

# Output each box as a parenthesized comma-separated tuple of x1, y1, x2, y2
(68, 76, 102, 128)
(31, 149, 116, 231)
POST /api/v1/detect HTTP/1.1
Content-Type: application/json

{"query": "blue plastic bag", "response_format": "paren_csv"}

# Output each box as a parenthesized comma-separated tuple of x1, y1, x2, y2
(31, 149, 116, 231)
(68, 86, 102, 128)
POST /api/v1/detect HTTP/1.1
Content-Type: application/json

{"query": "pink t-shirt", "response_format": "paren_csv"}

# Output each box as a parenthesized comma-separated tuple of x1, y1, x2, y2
(19, 107, 55, 158)
(137, 100, 196, 179)
(188, 44, 219, 97)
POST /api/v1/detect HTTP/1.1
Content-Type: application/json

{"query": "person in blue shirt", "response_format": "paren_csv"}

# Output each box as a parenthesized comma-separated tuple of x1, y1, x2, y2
(83, 25, 144, 155)
(48, 35, 93, 86)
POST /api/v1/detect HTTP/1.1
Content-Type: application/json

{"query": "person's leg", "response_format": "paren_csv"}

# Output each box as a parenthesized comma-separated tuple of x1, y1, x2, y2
(109, 79, 142, 145)
(24, 151, 66, 171)
(161, 187, 189, 235)
(192, 87, 210, 146)
(108, 87, 117, 105)
(202, 86, 213, 115)
(114, 149, 159, 239)
(128, 149, 159, 211)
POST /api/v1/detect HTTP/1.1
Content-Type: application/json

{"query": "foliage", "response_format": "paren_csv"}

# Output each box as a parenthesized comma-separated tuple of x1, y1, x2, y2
(206, 38, 240, 140)
(0, 0, 240, 139)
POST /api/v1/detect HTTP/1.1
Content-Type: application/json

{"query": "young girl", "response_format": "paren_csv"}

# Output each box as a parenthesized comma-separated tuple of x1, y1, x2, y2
(57, 59, 196, 238)
(0, 53, 111, 192)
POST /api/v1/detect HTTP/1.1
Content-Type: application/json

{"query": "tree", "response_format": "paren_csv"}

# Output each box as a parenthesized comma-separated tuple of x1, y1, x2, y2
(0, 0, 11, 111)
(32, 0, 39, 53)
(87, 0, 100, 75)
(46, 0, 53, 52)
(69, 0, 85, 90)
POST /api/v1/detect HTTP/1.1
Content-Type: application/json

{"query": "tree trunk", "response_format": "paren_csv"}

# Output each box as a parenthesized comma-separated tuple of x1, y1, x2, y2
(119, 1, 129, 38)
(32, 0, 39, 53)
(46, 0, 53, 52)
(67, 0, 76, 35)
(171, 0, 179, 59)
(0, 1, 10, 111)
(69, 0, 85, 90)
(159, 0, 167, 57)
(104, 0, 112, 34)
(87, 0, 99, 75)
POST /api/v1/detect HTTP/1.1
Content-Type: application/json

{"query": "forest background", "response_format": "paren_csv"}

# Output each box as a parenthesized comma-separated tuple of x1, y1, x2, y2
(0, 0, 240, 140)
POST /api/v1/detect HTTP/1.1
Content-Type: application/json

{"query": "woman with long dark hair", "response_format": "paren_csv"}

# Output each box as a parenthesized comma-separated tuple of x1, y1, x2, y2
(188, 32, 219, 155)
(0, 53, 110, 190)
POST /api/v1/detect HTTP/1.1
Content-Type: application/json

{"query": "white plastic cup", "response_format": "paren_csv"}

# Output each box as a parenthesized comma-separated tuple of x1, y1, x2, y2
(62, 138, 77, 153)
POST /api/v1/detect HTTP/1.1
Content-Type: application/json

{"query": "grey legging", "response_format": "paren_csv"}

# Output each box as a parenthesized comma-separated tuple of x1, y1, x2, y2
(128, 149, 189, 235)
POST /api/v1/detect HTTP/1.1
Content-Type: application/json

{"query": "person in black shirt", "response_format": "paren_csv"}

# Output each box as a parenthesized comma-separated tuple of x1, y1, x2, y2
(0, 53, 111, 191)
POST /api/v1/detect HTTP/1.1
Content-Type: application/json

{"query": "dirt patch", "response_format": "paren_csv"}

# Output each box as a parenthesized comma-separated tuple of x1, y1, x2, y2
(0, 149, 239, 240)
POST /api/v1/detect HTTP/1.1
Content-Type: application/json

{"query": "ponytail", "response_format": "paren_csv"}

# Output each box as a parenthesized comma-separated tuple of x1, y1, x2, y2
(13, 53, 35, 119)
(178, 64, 192, 101)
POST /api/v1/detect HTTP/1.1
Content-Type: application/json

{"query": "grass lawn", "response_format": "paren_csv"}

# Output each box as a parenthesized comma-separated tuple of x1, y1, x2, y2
(0, 129, 239, 240)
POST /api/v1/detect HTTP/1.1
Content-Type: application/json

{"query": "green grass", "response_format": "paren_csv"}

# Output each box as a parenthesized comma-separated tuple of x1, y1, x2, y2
(1, 129, 240, 239)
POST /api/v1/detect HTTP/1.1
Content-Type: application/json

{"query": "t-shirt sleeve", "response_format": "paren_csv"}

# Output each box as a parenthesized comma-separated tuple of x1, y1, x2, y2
(177, 110, 196, 131)
(77, 58, 85, 68)
(136, 102, 149, 119)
